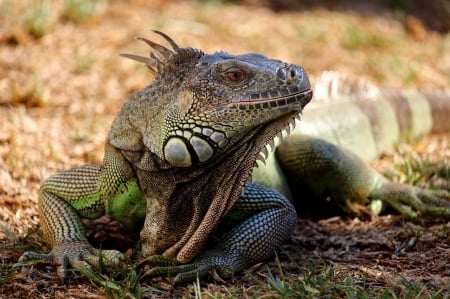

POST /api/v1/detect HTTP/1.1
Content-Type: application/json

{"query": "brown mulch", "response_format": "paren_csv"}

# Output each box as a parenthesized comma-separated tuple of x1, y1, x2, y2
(294, 216, 450, 288)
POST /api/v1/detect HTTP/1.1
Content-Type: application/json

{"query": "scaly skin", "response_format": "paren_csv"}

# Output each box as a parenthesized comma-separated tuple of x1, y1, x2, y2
(18, 31, 450, 283)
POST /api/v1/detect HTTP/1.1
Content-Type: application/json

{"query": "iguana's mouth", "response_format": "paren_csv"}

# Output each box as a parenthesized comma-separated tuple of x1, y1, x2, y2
(229, 90, 312, 112)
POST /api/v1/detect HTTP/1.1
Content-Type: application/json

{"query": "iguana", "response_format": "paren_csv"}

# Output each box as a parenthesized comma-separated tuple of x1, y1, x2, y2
(18, 31, 450, 283)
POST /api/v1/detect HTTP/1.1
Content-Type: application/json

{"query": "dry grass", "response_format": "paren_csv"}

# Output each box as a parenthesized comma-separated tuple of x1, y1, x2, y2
(1, 0, 449, 297)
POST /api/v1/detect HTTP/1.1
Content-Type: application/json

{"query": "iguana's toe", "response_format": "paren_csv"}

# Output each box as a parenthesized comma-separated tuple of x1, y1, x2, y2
(145, 261, 212, 283)
(143, 251, 239, 283)
(370, 182, 450, 217)
(18, 251, 54, 263)
(405, 188, 450, 215)
(18, 242, 124, 281)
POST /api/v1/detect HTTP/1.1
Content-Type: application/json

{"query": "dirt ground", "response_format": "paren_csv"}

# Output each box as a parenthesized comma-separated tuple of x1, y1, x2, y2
(0, 0, 449, 297)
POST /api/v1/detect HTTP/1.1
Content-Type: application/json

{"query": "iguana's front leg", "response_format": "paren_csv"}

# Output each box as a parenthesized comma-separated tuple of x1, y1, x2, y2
(19, 144, 146, 280)
(143, 183, 297, 283)
(276, 135, 450, 217)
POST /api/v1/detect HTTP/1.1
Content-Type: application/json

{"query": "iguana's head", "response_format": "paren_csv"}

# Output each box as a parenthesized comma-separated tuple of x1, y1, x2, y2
(120, 31, 312, 168)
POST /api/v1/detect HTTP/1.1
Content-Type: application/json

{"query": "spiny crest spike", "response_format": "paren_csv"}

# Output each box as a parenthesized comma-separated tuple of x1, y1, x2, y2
(267, 139, 275, 151)
(281, 128, 289, 139)
(285, 124, 291, 135)
(152, 30, 180, 51)
(261, 147, 269, 160)
(314, 71, 380, 102)
(137, 36, 173, 58)
(119, 53, 158, 72)
(277, 132, 284, 141)
(290, 119, 296, 130)
(256, 153, 266, 164)
(150, 52, 161, 63)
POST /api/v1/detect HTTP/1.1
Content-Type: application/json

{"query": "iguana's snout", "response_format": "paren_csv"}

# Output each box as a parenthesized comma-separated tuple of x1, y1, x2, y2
(277, 64, 310, 93)
(256, 63, 312, 110)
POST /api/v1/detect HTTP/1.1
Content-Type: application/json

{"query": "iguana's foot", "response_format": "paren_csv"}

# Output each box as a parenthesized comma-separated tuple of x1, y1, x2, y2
(142, 250, 239, 283)
(370, 182, 450, 218)
(18, 241, 124, 281)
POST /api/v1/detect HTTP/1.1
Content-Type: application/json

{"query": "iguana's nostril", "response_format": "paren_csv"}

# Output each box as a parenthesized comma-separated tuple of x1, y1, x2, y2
(286, 66, 301, 83)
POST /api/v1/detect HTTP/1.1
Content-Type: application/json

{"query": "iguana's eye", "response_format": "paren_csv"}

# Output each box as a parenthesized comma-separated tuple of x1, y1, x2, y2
(224, 68, 245, 82)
